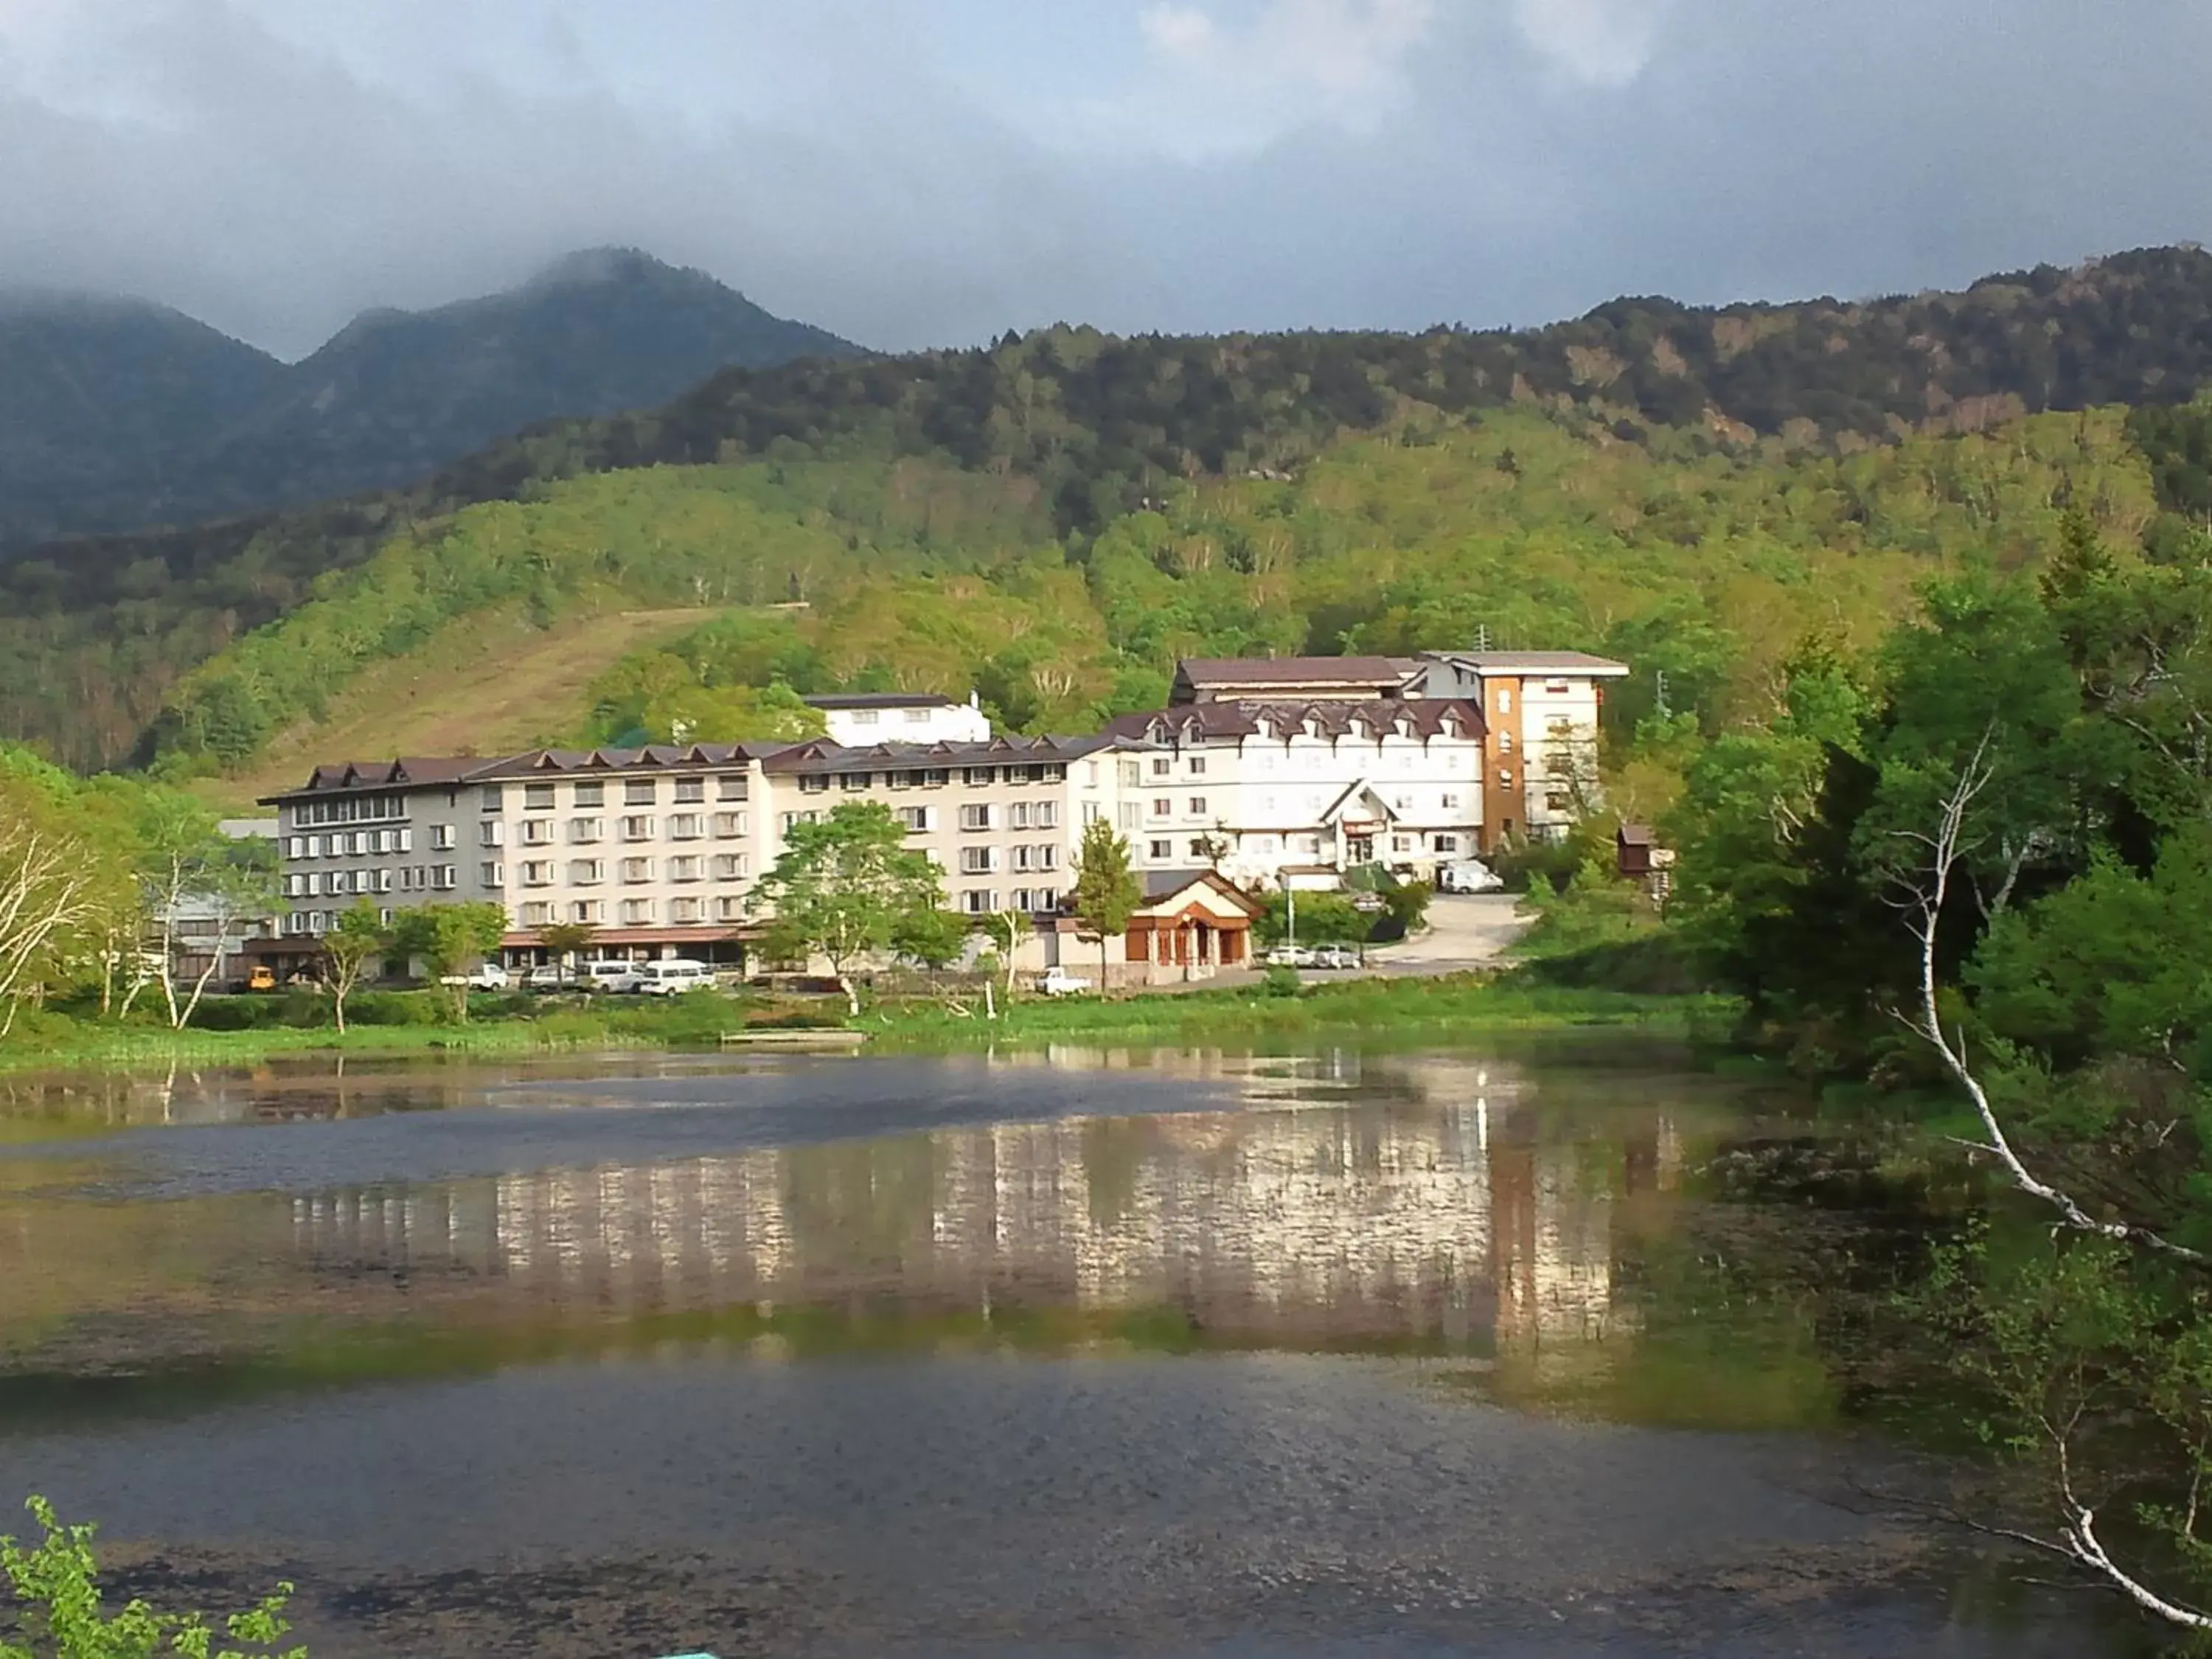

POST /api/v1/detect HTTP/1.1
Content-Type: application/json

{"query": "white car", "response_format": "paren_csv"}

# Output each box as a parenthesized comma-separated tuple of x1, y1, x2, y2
(633, 959, 717, 996)
(523, 964, 569, 990)
(1311, 945, 1363, 970)
(438, 963, 510, 990)
(1037, 969, 1091, 997)
(1437, 859, 1505, 894)
(1267, 945, 1315, 968)
(580, 959, 643, 993)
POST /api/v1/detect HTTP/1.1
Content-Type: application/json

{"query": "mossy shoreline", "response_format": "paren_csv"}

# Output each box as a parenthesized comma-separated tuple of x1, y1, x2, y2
(0, 975, 1728, 1080)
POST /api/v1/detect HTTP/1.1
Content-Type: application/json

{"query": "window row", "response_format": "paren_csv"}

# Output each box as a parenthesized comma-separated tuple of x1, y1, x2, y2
(955, 844, 1060, 874)
(518, 897, 745, 927)
(483, 776, 748, 811)
(957, 888, 1060, 914)
(289, 793, 406, 827)
(288, 866, 457, 897)
(480, 812, 748, 847)
(509, 854, 752, 887)
(793, 764, 1067, 794)
(286, 828, 414, 859)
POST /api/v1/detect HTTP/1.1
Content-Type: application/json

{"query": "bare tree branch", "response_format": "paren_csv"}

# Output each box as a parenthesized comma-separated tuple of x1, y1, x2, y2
(1889, 732, 2208, 1267)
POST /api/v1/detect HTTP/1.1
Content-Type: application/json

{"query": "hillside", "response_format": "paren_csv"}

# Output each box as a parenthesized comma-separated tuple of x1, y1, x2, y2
(162, 404, 2162, 810)
(0, 248, 858, 552)
(11, 245, 2212, 771)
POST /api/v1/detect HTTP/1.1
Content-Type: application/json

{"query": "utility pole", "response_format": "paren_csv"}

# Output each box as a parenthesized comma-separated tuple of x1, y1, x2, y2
(1654, 669, 1671, 719)
(1474, 624, 1491, 653)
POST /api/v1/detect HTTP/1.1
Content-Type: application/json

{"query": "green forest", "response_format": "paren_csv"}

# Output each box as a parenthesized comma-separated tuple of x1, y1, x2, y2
(17, 243, 2212, 770)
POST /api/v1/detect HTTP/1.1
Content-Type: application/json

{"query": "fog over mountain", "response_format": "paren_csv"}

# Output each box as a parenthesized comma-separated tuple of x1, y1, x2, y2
(3, 1, 2210, 359)
(0, 249, 855, 549)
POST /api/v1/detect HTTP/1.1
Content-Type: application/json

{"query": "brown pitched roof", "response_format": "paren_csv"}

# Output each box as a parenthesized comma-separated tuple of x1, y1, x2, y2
(1105, 698, 1485, 744)
(259, 755, 483, 803)
(759, 734, 1113, 774)
(1430, 650, 1630, 675)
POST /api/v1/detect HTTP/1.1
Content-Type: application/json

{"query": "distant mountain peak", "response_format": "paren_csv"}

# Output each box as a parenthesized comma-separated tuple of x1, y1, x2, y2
(524, 246, 706, 293)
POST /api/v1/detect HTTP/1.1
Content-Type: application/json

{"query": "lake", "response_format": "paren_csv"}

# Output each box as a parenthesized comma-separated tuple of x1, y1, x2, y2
(0, 1043, 2129, 1657)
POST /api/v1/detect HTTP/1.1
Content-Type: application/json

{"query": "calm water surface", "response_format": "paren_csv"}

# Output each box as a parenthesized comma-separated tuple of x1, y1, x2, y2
(0, 1044, 2124, 1657)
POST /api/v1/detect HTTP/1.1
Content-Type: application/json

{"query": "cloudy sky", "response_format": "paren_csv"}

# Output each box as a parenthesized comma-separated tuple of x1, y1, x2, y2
(2, 0, 2207, 358)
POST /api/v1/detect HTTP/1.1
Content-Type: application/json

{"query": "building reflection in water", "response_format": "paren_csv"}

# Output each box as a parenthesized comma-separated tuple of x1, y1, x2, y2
(287, 1051, 1685, 1367)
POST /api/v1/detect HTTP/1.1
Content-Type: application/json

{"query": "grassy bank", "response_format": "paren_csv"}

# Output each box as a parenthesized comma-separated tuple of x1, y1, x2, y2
(0, 974, 1731, 1079)
(865, 973, 1731, 1051)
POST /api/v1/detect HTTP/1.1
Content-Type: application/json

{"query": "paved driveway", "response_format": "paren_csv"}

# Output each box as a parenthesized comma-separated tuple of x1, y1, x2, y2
(1362, 893, 1530, 975)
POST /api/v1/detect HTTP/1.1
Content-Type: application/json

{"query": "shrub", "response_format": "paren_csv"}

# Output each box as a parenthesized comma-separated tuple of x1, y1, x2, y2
(0, 1495, 306, 1658)
(343, 990, 442, 1027)
(1260, 964, 1303, 998)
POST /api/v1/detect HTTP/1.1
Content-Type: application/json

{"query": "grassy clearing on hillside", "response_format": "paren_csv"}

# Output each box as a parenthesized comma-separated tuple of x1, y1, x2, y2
(207, 601, 715, 807)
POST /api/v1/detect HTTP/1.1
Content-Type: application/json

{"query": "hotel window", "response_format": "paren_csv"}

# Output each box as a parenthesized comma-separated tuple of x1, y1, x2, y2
(1545, 679, 1571, 695)
(669, 897, 704, 924)
(479, 821, 504, 847)
(1546, 792, 1571, 812)
(1119, 760, 1143, 789)
(849, 708, 880, 726)
(673, 776, 706, 804)
(1149, 839, 1173, 860)
(1009, 801, 1031, 830)
(922, 768, 950, 787)
(520, 860, 554, 886)
(570, 900, 604, 924)
(964, 766, 996, 786)
(521, 902, 552, 926)
(620, 858, 653, 883)
(431, 825, 456, 850)
(569, 817, 603, 843)
(713, 811, 747, 838)
(574, 781, 605, 807)
(519, 818, 552, 846)
(1189, 757, 1206, 776)
(1187, 839, 1211, 860)
(619, 899, 655, 926)
(897, 806, 932, 832)
(1151, 799, 1172, 818)
(1433, 835, 1459, 853)
(902, 707, 931, 726)
(1391, 835, 1413, 854)
(1150, 757, 1172, 776)
(959, 846, 997, 874)
(959, 890, 998, 914)
(1441, 793, 1461, 810)
(959, 804, 993, 831)
(712, 853, 748, 881)
(669, 813, 704, 841)
(625, 779, 658, 805)
(375, 869, 394, 893)
(887, 771, 914, 791)
(799, 774, 830, 795)
(1498, 689, 1512, 714)
(1033, 801, 1059, 829)
(840, 771, 873, 792)
(621, 815, 654, 841)
(1252, 835, 1279, 854)
(780, 811, 818, 833)
(524, 783, 556, 810)
(568, 860, 605, 886)
(717, 774, 748, 801)
(479, 785, 504, 811)
(668, 856, 703, 883)
(1187, 797, 1207, 816)
(431, 865, 458, 890)
(714, 895, 746, 922)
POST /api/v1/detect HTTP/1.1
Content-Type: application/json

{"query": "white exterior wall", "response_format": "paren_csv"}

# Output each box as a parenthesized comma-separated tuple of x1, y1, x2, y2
(1124, 726, 1484, 888)
(818, 701, 992, 746)
(762, 747, 1127, 919)
(1517, 678, 1604, 840)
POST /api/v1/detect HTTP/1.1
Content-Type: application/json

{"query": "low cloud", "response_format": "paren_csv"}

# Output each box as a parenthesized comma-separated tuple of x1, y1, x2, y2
(1, 1, 2209, 360)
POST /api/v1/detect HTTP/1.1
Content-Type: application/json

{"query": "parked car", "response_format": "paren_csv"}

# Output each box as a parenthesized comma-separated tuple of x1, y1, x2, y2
(523, 963, 570, 990)
(1267, 945, 1315, 968)
(580, 959, 643, 993)
(1437, 858, 1505, 894)
(1311, 945, 1363, 970)
(1037, 968, 1091, 997)
(633, 959, 717, 996)
(244, 964, 277, 992)
(437, 962, 510, 990)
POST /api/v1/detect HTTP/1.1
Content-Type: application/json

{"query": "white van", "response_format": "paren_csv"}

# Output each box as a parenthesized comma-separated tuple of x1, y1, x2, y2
(580, 959, 644, 994)
(633, 959, 717, 997)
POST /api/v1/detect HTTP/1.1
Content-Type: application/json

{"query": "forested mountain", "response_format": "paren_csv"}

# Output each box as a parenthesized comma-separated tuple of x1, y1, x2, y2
(0, 249, 858, 550)
(12, 244, 2212, 771)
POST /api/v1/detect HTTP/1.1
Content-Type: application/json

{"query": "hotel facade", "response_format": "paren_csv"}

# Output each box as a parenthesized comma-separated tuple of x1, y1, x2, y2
(261, 654, 1626, 968)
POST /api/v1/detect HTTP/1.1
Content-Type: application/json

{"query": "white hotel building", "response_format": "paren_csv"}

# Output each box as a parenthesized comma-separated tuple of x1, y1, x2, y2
(258, 652, 1627, 967)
